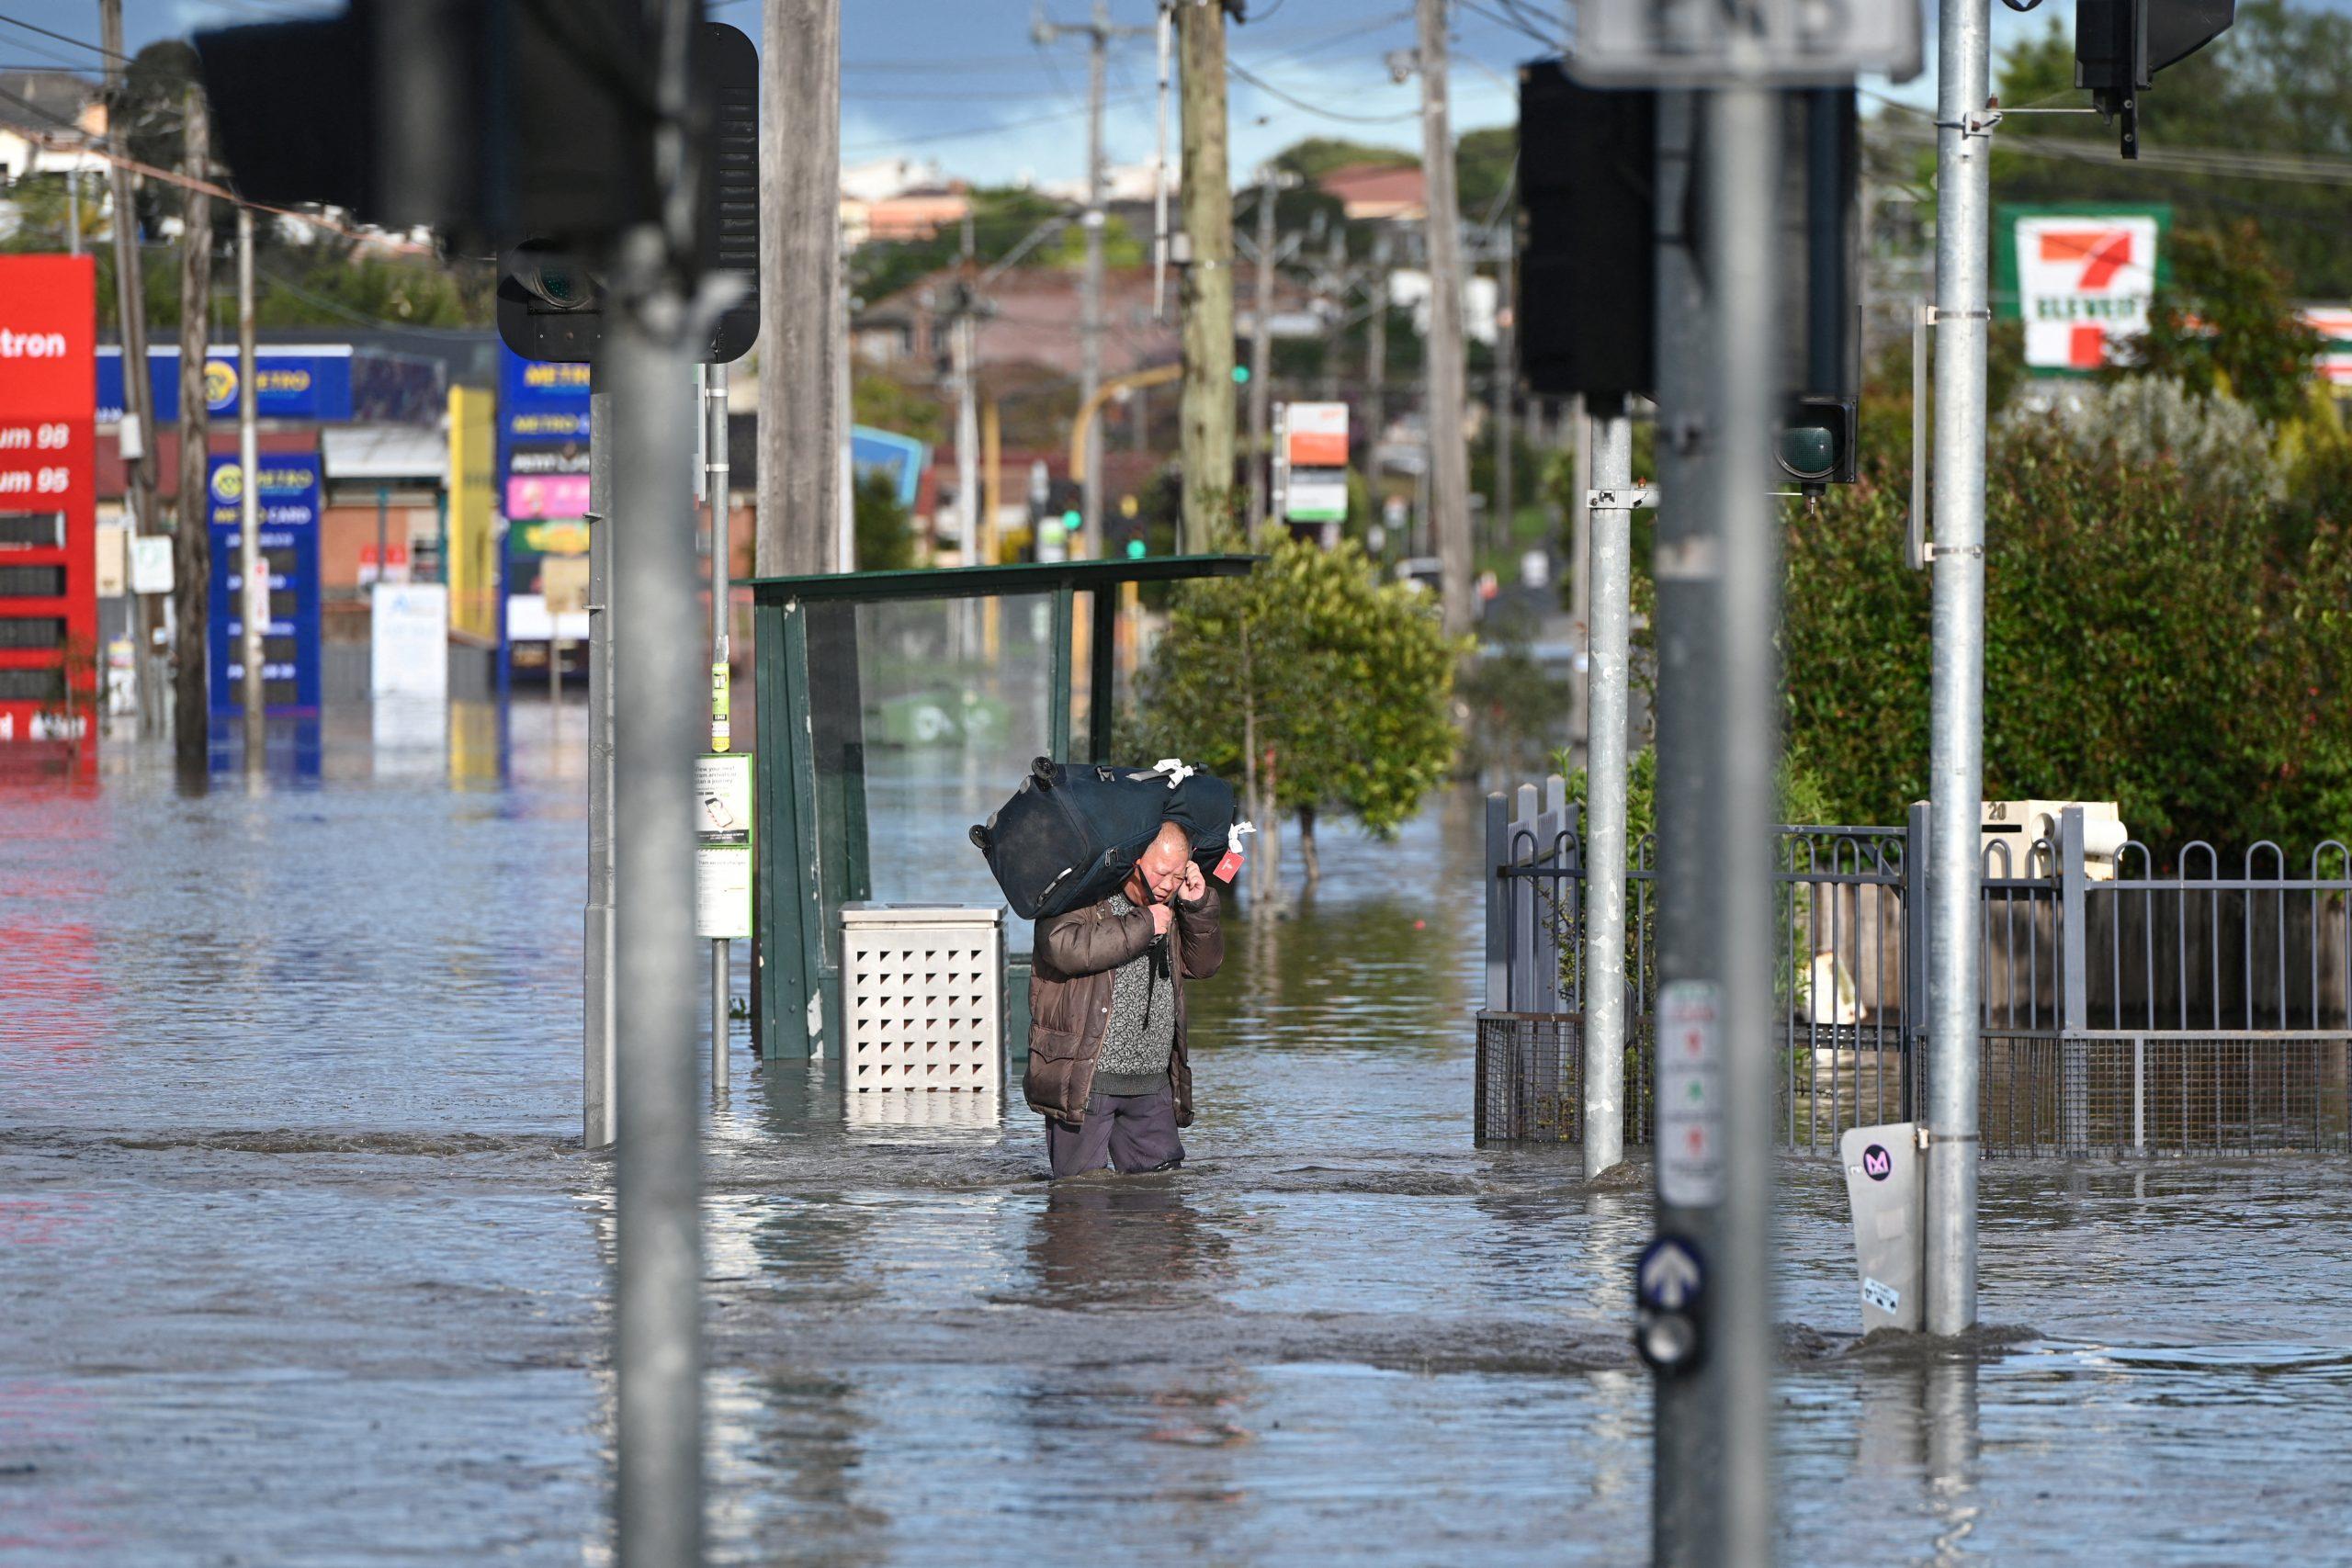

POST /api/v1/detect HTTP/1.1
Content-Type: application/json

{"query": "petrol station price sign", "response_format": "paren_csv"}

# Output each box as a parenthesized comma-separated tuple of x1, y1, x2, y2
(0, 254, 99, 750)
(208, 451, 322, 716)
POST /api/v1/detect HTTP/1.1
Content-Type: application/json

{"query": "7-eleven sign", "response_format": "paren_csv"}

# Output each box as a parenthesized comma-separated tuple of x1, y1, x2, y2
(2005, 209, 2165, 374)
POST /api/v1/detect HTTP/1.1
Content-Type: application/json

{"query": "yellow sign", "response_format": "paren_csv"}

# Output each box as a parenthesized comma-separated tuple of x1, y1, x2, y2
(209, 463, 243, 504)
(446, 387, 499, 642)
(203, 359, 238, 409)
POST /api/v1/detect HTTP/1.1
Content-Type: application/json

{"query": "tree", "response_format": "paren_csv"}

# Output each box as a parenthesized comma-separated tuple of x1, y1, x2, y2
(852, 469, 918, 571)
(1129, 529, 1466, 902)
(2109, 221, 2324, 427)
(1781, 412, 2352, 852)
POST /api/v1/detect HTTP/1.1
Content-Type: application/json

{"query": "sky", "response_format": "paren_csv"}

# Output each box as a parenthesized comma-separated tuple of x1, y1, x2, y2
(0, 0, 2298, 194)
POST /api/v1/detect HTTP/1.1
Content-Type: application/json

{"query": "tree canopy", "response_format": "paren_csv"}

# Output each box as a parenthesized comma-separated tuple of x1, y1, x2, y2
(1129, 530, 1466, 895)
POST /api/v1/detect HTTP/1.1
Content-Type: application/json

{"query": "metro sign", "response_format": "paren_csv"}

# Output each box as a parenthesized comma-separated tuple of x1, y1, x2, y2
(1999, 206, 2167, 375)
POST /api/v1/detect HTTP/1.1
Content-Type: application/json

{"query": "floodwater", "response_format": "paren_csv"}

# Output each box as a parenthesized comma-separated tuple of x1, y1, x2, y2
(3, 702, 2348, 1565)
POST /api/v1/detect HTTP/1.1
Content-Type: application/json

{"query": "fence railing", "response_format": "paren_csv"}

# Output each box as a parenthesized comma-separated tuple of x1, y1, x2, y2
(1480, 781, 2352, 1158)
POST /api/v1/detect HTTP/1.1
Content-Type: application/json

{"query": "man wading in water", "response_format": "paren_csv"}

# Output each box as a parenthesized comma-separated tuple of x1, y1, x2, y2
(1024, 821, 1224, 1177)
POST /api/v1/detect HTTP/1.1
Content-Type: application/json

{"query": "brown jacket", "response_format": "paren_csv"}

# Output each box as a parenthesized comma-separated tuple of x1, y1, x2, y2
(1024, 886, 1224, 1125)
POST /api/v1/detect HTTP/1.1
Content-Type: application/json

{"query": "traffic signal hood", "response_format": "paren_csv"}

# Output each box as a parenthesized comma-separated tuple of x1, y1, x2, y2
(2075, 0, 2236, 158)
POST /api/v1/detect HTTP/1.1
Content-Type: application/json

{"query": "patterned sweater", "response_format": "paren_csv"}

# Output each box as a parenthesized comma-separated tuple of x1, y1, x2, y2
(1092, 891, 1179, 1096)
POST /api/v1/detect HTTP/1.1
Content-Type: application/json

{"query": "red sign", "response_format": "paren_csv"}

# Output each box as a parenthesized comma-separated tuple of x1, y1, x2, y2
(0, 255, 99, 759)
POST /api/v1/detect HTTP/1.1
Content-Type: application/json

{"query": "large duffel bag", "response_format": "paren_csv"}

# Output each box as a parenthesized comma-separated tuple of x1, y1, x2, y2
(968, 757, 1243, 921)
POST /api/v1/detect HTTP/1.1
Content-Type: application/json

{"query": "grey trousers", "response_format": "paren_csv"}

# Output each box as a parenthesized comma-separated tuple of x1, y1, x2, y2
(1044, 1089, 1185, 1178)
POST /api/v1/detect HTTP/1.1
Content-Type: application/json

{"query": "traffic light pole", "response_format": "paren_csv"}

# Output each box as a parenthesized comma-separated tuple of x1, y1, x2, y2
(1645, 80, 1781, 1568)
(1926, 0, 1992, 1337)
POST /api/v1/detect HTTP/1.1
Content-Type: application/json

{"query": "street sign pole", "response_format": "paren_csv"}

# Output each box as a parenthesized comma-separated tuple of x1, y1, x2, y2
(586, 368, 617, 1151)
(705, 363, 732, 1097)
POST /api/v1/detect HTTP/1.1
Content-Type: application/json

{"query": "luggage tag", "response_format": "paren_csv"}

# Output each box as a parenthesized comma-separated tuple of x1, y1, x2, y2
(1213, 819, 1258, 883)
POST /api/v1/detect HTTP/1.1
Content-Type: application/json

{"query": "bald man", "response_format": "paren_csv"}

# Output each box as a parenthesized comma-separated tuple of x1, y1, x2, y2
(1023, 821, 1225, 1177)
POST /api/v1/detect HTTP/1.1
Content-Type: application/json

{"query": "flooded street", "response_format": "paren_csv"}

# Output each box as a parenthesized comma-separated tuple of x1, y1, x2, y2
(5, 705, 2349, 1564)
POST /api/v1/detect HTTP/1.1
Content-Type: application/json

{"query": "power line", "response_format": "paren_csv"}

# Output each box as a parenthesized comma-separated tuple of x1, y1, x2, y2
(1227, 59, 1419, 124)
(0, 10, 131, 63)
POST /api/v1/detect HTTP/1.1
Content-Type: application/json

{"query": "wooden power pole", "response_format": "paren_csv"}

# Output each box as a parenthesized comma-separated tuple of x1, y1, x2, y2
(1415, 0, 1474, 638)
(758, 0, 841, 577)
(1177, 0, 1236, 554)
(100, 0, 163, 737)
(173, 83, 214, 778)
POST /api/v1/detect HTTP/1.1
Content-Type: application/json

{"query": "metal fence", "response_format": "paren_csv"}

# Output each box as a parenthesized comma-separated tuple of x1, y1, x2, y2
(1480, 781, 2352, 1158)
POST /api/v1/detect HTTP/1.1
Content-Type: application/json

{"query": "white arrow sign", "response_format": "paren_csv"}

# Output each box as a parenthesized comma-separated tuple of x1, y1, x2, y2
(1639, 1237, 1703, 1311)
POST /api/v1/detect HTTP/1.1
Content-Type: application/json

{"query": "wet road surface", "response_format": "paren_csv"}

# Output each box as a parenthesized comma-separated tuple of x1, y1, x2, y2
(4, 705, 2348, 1564)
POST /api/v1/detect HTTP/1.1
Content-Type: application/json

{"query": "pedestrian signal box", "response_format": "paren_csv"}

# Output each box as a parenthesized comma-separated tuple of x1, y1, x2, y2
(0, 256, 99, 758)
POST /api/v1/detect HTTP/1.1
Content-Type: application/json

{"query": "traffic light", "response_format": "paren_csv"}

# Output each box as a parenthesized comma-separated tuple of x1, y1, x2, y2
(496, 23, 759, 364)
(2075, 0, 2235, 158)
(1775, 396, 1856, 496)
(1518, 62, 1657, 401)
(197, 5, 761, 362)
(197, 1, 661, 249)
(1231, 365, 1251, 385)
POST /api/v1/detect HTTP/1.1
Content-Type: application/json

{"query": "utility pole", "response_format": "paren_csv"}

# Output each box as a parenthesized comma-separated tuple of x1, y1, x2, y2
(1365, 226, 1390, 508)
(173, 82, 213, 780)
(1176, 0, 1236, 554)
(757, 0, 841, 576)
(948, 218, 981, 564)
(1493, 227, 1516, 558)
(66, 170, 81, 255)
(236, 204, 263, 764)
(1035, 2, 1151, 558)
(1245, 170, 1276, 531)
(102, 0, 162, 739)
(1413, 0, 1474, 638)
(1927, 0, 1992, 1338)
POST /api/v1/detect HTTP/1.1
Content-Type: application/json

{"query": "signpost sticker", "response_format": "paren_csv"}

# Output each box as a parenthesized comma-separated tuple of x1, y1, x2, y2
(1861, 1277, 1901, 1315)
(1657, 979, 1725, 1208)
(1861, 1143, 1893, 1181)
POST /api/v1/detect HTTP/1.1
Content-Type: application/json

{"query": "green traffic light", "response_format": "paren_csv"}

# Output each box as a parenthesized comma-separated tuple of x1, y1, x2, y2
(1231, 365, 1250, 384)
(1776, 424, 1836, 483)
(1125, 539, 1148, 560)
(1062, 509, 1082, 530)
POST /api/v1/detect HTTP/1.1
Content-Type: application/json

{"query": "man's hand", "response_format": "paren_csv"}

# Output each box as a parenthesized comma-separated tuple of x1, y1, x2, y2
(1148, 901, 1175, 938)
(1176, 860, 1207, 905)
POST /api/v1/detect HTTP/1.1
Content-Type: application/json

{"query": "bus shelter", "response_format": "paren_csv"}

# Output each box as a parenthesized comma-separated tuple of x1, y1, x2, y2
(747, 555, 1259, 1064)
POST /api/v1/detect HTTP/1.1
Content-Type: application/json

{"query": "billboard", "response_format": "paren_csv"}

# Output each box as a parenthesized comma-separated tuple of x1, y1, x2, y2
(97, 344, 356, 423)
(207, 450, 322, 716)
(0, 254, 99, 751)
(496, 344, 594, 649)
(1996, 205, 2169, 375)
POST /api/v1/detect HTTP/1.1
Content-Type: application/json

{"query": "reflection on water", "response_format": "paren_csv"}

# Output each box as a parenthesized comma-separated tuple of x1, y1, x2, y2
(2, 711, 2348, 1563)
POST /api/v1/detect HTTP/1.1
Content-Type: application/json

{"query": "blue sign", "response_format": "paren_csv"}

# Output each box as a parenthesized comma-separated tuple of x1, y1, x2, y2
(98, 347, 354, 425)
(497, 344, 593, 444)
(207, 452, 322, 716)
(851, 426, 929, 509)
(1635, 1235, 1706, 1312)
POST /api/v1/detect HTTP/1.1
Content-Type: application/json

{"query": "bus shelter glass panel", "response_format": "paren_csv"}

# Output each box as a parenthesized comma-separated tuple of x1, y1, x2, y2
(821, 592, 1075, 956)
